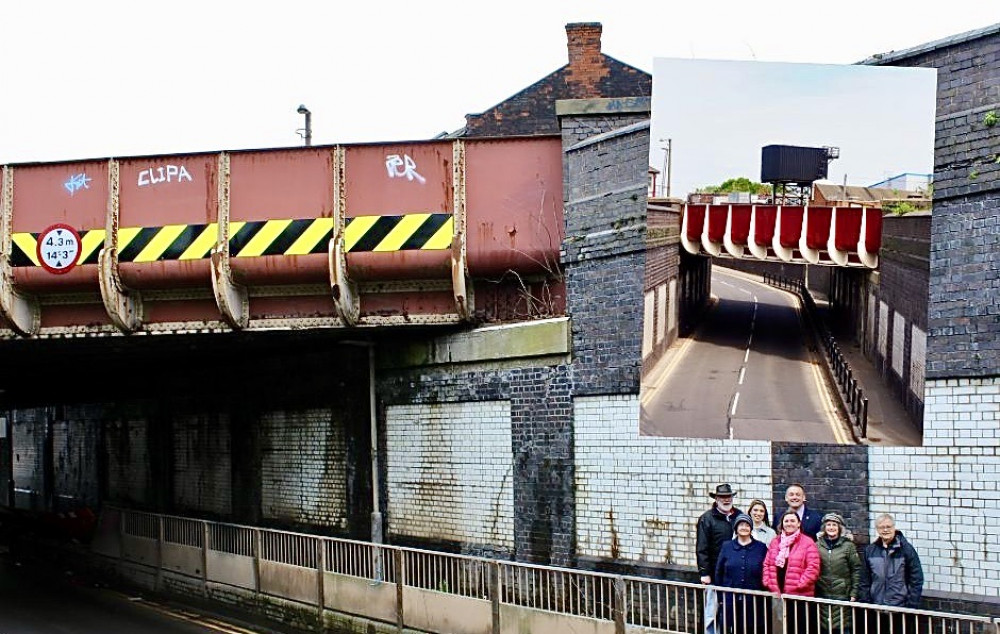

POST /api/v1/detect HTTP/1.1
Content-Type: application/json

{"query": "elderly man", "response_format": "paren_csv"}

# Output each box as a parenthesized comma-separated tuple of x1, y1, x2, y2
(696, 483, 743, 585)
(773, 483, 823, 540)
(860, 513, 924, 607)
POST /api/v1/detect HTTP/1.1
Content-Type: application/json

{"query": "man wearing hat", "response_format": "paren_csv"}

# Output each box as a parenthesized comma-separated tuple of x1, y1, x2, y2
(696, 483, 743, 585)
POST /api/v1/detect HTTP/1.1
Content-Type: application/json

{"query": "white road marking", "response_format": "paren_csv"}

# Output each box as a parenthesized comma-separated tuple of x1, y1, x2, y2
(738, 367, 746, 385)
(744, 348, 750, 363)
(730, 392, 740, 417)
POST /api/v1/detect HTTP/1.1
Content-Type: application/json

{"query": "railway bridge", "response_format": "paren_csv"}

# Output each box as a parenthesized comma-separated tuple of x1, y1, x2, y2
(0, 20, 999, 629)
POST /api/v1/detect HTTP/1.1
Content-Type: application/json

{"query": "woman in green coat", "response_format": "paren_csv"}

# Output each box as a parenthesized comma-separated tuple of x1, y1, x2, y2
(816, 513, 861, 633)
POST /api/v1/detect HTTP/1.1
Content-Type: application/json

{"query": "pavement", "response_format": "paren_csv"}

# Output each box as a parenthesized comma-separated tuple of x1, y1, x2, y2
(810, 293, 923, 447)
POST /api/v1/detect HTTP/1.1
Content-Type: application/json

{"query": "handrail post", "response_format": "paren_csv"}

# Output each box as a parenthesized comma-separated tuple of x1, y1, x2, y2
(202, 521, 210, 597)
(316, 537, 326, 628)
(771, 594, 785, 634)
(253, 528, 261, 597)
(395, 549, 405, 634)
(862, 398, 869, 438)
(613, 576, 626, 634)
(490, 561, 501, 634)
(156, 515, 163, 592)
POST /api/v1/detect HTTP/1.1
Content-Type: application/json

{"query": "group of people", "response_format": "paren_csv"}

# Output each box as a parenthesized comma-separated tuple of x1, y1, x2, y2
(696, 483, 924, 633)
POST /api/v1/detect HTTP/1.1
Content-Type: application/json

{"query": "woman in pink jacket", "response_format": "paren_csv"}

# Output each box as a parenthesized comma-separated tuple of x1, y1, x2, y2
(764, 510, 821, 631)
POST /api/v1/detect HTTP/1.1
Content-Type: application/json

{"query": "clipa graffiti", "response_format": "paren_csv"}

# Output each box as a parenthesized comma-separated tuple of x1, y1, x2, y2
(138, 165, 194, 187)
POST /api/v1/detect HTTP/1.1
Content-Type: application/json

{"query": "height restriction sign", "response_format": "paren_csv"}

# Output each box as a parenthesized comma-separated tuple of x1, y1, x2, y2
(36, 224, 82, 274)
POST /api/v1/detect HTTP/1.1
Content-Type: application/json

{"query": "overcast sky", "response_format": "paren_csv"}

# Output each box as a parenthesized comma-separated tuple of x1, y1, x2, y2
(653, 59, 938, 196)
(0, 1, 995, 164)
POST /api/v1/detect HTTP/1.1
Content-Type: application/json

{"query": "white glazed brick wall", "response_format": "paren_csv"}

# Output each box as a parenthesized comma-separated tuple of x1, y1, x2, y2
(386, 401, 513, 549)
(878, 301, 889, 357)
(106, 420, 149, 504)
(869, 377, 1000, 597)
(12, 417, 44, 498)
(910, 326, 926, 398)
(575, 395, 771, 567)
(261, 409, 347, 528)
(174, 415, 232, 516)
(892, 311, 906, 377)
(643, 291, 655, 358)
(656, 285, 667, 344)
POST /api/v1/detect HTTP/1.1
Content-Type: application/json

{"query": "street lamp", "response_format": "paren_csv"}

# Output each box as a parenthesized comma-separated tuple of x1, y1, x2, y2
(296, 104, 312, 146)
(659, 138, 672, 198)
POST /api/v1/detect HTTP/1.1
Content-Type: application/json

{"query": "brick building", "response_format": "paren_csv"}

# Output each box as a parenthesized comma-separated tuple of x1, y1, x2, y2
(456, 22, 651, 137)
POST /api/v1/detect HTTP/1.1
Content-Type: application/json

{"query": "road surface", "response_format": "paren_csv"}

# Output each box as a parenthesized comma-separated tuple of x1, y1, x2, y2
(641, 269, 850, 443)
(0, 549, 288, 634)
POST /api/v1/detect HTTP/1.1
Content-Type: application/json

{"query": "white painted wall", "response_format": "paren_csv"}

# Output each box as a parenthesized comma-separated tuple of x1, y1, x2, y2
(261, 409, 347, 528)
(668, 280, 678, 335)
(575, 395, 770, 568)
(869, 377, 1000, 597)
(386, 401, 513, 549)
(910, 326, 926, 398)
(878, 301, 889, 358)
(892, 311, 906, 377)
(656, 285, 667, 344)
(643, 291, 655, 359)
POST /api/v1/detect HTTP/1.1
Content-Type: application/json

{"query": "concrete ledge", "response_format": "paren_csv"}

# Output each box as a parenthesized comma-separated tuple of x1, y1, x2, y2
(380, 317, 571, 369)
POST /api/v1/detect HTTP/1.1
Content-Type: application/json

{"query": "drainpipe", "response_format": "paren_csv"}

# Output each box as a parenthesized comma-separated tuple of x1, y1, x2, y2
(368, 344, 382, 546)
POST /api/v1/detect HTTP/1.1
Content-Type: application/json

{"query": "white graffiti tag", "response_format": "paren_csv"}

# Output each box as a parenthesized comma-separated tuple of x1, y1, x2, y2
(385, 154, 426, 184)
(137, 165, 193, 187)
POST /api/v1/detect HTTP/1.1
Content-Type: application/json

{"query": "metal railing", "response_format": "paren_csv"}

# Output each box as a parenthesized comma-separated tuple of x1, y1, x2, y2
(95, 508, 997, 634)
(764, 273, 869, 438)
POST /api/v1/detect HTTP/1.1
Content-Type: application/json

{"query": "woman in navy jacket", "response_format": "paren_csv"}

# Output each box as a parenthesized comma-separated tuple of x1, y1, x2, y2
(714, 513, 769, 634)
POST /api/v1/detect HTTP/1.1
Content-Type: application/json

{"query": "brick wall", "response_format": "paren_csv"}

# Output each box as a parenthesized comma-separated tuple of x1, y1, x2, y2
(643, 203, 681, 373)
(869, 376, 1000, 598)
(104, 414, 152, 507)
(771, 444, 870, 540)
(261, 409, 348, 529)
(11, 408, 45, 509)
(462, 24, 651, 137)
(173, 413, 232, 517)
(828, 213, 930, 427)
(575, 395, 771, 569)
(52, 409, 100, 510)
(386, 401, 513, 550)
(562, 115, 649, 396)
(377, 361, 573, 563)
(869, 27, 1000, 379)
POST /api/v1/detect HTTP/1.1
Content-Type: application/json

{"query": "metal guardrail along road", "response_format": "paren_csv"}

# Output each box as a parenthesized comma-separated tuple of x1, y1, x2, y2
(84, 509, 998, 634)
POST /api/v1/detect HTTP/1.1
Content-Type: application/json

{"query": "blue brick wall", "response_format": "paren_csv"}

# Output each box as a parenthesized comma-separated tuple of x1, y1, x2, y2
(869, 27, 1000, 378)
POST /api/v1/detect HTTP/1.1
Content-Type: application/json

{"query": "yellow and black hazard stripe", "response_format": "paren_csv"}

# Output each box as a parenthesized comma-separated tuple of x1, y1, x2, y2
(10, 213, 454, 267)
(10, 229, 106, 268)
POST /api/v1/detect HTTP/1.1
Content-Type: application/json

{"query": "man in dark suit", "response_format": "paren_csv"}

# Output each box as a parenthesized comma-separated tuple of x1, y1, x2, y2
(773, 483, 823, 540)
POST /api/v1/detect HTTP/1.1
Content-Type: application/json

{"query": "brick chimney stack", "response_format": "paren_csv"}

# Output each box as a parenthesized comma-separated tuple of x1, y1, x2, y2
(565, 22, 609, 97)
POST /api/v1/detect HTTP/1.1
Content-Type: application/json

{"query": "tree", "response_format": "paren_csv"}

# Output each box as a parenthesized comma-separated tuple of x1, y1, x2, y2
(696, 177, 770, 196)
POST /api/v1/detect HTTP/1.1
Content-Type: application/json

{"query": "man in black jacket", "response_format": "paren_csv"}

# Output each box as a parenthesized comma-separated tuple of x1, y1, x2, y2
(696, 483, 742, 585)
(860, 513, 925, 633)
